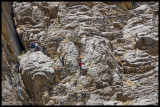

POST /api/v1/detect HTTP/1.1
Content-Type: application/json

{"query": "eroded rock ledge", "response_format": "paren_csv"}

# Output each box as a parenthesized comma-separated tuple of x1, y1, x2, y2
(2, 1, 158, 106)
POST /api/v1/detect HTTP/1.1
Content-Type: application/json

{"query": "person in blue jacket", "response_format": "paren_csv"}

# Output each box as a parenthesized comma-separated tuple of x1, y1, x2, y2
(30, 41, 35, 48)
(35, 45, 39, 51)
(60, 56, 65, 67)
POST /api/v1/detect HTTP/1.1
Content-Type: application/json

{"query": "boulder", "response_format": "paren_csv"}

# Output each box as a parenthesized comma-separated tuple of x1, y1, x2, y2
(19, 51, 55, 105)
(81, 37, 119, 88)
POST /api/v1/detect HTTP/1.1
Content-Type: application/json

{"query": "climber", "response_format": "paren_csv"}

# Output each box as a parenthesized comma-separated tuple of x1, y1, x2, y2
(60, 53, 67, 67)
(35, 45, 39, 51)
(33, 41, 36, 46)
(79, 61, 82, 71)
(15, 59, 20, 73)
(30, 41, 35, 48)
(60, 55, 65, 67)
(15, 61, 19, 68)
(34, 41, 38, 47)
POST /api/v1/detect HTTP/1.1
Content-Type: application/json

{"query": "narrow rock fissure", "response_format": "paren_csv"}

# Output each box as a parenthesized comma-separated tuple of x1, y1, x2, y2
(5, 2, 26, 54)
(10, 3, 26, 53)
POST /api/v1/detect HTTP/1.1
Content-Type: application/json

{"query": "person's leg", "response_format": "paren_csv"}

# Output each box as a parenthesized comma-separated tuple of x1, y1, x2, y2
(62, 61, 64, 67)
(61, 61, 63, 66)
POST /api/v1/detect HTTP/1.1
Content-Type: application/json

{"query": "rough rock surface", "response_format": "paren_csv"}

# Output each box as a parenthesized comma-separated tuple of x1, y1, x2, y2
(19, 51, 55, 105)
(2, 2, 29, 105)
(2, 1, 158, 106)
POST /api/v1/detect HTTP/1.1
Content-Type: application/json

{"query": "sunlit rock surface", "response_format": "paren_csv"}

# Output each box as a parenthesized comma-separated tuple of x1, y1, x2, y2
(2, 1, 158, 105)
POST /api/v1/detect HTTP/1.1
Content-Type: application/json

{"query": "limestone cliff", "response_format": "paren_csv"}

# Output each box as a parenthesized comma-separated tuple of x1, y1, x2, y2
(2, 2, 28, 105)
(2, 1, 158, 105)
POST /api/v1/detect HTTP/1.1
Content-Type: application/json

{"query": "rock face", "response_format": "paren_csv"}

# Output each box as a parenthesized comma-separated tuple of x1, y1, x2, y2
(19, 51, 55, 105)
(121, 50, 156, 73)
(2, 2, 23, 55)
(81, 37, 118, 88)
(2, 1, 158, 106)
(2, 2, 29, 105)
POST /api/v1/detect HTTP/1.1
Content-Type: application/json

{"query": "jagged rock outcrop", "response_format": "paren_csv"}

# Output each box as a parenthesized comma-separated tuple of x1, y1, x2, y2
(12, 2, 59, 51)
(122, 3, 158, 56)
(121, 50, 157, 73)
(2, 1, 158, 106)
(81, 37, 120, 88)
(111, 1, 159, 105)
(19, 51, 55, 105)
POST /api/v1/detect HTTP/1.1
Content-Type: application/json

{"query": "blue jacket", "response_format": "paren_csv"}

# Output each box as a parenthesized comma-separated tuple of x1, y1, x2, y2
(35, 46, 39, 51)
(30, 42, 35, 48)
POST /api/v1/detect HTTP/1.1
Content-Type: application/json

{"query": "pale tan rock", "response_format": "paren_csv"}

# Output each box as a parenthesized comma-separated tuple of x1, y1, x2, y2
(19, 51, 55, 105)
(2, 1, 158, 106)
(117, 2, 132, 11)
